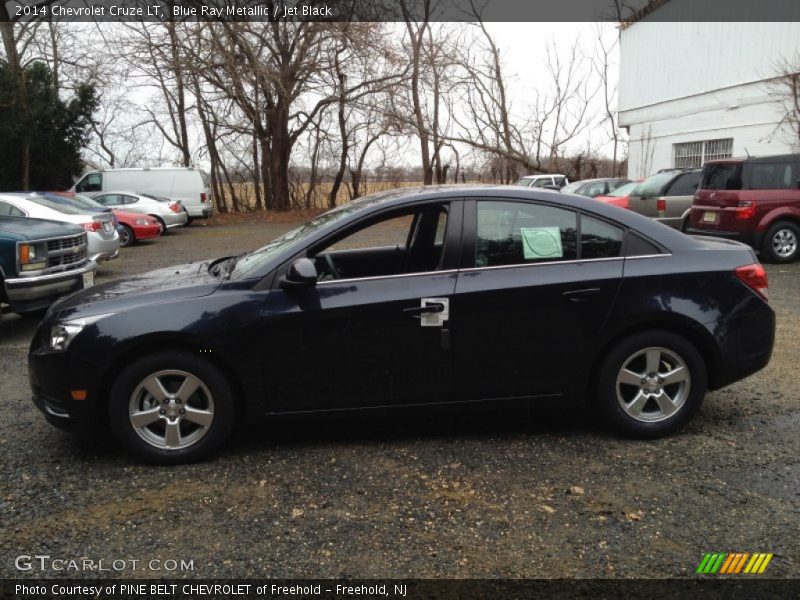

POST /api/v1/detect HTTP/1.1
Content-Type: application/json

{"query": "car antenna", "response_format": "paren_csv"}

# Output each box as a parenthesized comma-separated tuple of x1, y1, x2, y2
(744, 147, 751, 158)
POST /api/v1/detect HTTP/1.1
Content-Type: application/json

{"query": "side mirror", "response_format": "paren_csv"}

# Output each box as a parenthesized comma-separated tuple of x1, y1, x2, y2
(280, 258, 317, 289)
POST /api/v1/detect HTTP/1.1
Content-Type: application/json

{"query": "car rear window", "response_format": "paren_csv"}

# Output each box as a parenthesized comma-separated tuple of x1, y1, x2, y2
(665, 172, 700, 196)
(634, 172, 674, 196)
(701, 162, 742, 190)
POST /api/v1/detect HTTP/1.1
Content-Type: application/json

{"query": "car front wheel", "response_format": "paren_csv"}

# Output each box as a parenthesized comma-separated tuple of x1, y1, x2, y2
(596, 331, 707, 438)
(108, 351, 235, 463)
(119, 224, 134, 247)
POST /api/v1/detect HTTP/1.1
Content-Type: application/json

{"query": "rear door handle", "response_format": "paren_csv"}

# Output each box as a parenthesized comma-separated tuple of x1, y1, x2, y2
(563, 288, 601, 303)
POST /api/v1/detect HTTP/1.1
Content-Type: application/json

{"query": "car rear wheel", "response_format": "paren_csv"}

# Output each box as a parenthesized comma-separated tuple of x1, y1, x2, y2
(119, 224, 135, 247)
(108, 351, 235, 464)
(596, 330, 707, 438)
(761, 221, 799, 263)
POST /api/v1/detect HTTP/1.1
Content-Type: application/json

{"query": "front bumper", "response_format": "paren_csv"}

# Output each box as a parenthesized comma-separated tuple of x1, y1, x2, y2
(4, 260, 98, 313)
(28, 323, 107, 434)
(133, 223, 162, 240)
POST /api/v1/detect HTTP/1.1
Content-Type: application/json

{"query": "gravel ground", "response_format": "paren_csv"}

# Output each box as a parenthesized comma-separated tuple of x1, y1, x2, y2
(1, 220, 798, 579)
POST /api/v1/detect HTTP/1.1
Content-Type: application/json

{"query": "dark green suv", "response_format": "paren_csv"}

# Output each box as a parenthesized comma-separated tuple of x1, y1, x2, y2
(0, 216, 98, 316)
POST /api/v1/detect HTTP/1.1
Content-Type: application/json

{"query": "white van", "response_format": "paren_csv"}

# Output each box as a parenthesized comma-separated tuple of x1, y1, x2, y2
(72, 167, 212, 219)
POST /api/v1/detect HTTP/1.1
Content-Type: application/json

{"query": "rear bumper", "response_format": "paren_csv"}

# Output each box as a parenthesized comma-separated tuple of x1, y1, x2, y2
(685, 227, 762, 250)
(706, 303, 775, 390)
(164, 211, 190, 228)
(4, 260, 98, 313)
(87, 232, 121, 261)
(186, 205, 212, 218)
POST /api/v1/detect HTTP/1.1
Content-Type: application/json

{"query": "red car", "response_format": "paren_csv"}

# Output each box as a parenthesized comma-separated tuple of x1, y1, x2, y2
(594, 181, 639, 209)
(113, 209, 162, 247)
(687, 154, 800, 263)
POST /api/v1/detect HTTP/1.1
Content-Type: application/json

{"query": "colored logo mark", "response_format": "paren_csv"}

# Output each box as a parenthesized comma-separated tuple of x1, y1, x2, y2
(696, 552, 774, 574)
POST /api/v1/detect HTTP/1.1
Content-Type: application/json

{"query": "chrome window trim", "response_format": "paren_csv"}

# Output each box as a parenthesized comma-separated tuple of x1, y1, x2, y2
(317, 269, 460, 286)
(314, 253, 672, 285)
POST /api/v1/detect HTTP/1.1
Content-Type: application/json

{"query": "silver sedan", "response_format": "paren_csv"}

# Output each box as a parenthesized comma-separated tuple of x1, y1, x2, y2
(92, 192, 189, 232)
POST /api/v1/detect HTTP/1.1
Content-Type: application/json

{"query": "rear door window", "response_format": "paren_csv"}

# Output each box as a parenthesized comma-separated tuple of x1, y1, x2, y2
(665, 172, 700, 196)
(701, 163, 743, 190)
(744, 161, 797, 190)
(581, 216, 623, 259)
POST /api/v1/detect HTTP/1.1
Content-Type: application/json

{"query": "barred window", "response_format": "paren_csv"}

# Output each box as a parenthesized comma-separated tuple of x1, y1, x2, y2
(673, 139, 733, 168)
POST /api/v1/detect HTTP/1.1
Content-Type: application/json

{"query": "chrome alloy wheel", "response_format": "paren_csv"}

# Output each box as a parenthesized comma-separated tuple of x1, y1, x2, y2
(772, 228, 798, 258)
(128, 370, 214, 450)
(615, 347, 691, 423)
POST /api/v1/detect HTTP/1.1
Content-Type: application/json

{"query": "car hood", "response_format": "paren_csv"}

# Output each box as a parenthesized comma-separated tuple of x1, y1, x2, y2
(0, 216, 83, 240)
(51, 261, 222, 319)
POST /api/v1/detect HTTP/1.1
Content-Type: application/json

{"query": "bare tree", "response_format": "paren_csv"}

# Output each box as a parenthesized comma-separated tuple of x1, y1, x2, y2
(768, 53, 800, 149)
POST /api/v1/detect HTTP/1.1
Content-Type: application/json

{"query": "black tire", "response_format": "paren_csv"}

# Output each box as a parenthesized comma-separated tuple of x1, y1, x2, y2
(151, 216, 168, 234)
(595, 330, 707, 438)
(119, 224, 135, 248)
(760, 220, 800, 263)
(108, 351, 236, 464)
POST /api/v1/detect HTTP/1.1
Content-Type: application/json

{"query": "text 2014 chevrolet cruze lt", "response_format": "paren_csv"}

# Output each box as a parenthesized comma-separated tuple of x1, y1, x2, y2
(29, 186, 775, 463)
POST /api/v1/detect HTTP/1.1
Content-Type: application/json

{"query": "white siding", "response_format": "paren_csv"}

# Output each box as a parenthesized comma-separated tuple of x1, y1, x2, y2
(618, 13, 800, 178)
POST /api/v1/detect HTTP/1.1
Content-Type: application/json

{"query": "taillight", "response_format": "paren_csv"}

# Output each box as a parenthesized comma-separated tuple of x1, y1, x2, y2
(735, 264, 768, 301)
(735, 200, 757, 220)
(200, 192, 207, 204)
(656, 198, 666, 216)
(82, 221, 102, 232)
(169, 202, 181, 213)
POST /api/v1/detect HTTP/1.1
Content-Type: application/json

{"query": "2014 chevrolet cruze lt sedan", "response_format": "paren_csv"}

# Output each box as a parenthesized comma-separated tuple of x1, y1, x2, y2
(29, 186, 775, 463)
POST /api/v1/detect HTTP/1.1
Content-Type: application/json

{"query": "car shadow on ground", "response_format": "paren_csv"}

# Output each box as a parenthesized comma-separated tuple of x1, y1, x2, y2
(227, 404, 601, 455)
(42, 405, 602, 466)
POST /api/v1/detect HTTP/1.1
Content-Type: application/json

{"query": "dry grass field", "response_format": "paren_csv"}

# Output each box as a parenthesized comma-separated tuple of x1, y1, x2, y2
(216, 180, 447, 215)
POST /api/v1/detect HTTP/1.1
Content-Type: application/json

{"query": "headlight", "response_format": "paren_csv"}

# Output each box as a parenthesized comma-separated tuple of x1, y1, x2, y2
(18, 242, 47, 271)
(49, 314, 113, 352)
(135, 218, 150, 225)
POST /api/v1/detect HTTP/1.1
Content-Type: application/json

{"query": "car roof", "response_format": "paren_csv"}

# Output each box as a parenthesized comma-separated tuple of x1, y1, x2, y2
(344, 184, 696, 249)
(520, 174, 566, 179)
(713, 153, 799, 165)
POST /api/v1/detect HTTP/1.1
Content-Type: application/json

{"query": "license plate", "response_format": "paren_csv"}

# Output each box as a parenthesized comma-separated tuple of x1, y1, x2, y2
(82, 271, 94, 288)
(103, 222, 113, 233)
(703, 211, 717, 223)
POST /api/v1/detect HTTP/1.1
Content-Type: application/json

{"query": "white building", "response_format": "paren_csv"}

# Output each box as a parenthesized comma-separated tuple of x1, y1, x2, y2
(618, 5, 800, 179)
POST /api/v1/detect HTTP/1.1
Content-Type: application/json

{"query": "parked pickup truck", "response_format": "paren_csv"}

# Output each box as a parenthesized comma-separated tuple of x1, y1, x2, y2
(0, 216, 98, 316)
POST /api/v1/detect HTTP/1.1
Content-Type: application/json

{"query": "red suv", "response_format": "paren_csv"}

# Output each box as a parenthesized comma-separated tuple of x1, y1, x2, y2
(687, 154, 800, 262)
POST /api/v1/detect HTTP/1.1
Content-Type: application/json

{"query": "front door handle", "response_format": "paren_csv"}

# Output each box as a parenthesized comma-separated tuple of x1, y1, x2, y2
(563, 288, 601, 303)
(403, 302, 445, 316)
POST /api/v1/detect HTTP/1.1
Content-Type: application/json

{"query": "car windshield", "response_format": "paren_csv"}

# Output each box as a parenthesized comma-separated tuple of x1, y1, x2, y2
(701, 163, 743, 190)
(514, 178, 533, 186)
(561, 181, 583, 193)
(57, 193, 106, 211)
(138, 192, 172, 203)
(607, 181, 638, 197)
(230, 199, 380, 280)
(634, 172, 675, 196)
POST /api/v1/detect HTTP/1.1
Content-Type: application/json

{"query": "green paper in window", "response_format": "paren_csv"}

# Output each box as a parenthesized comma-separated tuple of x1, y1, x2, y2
(521, 227, 563, 259)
